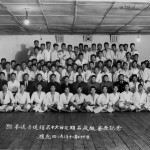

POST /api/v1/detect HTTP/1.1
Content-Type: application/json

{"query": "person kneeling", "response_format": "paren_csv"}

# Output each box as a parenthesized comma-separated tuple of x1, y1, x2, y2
(14, 83, 31, 112)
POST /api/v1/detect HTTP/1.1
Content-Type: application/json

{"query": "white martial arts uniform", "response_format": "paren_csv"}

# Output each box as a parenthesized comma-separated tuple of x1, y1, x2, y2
(29, 53, 44, 62)
(0, 90, 15, 112)
(108, 92, 120, 112)
(15, 92, 31, 111)
(94, 93, 110, 113)
(120, 70, 131, 82)
(58, 93, 73, 110)
(3, 69, 14, 81)
(130, 68, 139, 76)
(46, 92, 60, 107)
(39, 71, 48, 82)
(119, 91, 135, 110)
(42, 49, 52, 62)
(30, 70, 39, 81)
(116, 51, 126, 61)
(86, 94, 99, 112)
(132, 91, 148, 110)
(50, 50, 59, 62)
(31, 91, 47, 112)
(65, 71, 74, 84)
(14, 70, 24, 82)
(83, 70, 94, 83)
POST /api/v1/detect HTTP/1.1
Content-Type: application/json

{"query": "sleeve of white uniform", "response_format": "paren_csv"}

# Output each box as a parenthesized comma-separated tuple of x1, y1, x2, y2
(15, 93, 19, 104)
(26, 92, 31, 104)
(30, 92, 35, 104)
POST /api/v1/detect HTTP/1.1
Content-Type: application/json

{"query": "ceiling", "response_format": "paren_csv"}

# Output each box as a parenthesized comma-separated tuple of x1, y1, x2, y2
(0, 0, 150, 35)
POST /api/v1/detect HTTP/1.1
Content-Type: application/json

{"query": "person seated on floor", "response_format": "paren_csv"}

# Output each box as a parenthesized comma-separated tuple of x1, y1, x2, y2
(0, 82, 15, 112)
(8, 73, 20, 96)
(70, 86, 87, 112)
(45, 84, 60, 112)
(109, 85, 121, 112)
(30, 83, 47, 113)
(94, 86, 110, 113)
(14, 83, 31, 112)
(119, 83, 135, 112)
(58, 86, 73, 112)
(132, 84, 148, 112)
(85, 86, 99, 112)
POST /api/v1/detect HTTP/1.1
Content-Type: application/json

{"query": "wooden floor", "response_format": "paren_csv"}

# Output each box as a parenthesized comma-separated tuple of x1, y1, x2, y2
(0, 112, 150, 150)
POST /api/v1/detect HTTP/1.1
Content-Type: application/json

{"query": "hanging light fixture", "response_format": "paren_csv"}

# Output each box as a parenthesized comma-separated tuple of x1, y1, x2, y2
(136, 29, 141, 42)
(24, 9, 30, 25)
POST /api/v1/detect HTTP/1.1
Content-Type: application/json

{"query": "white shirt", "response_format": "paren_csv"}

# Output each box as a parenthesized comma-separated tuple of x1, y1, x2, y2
(46, 92, 60, 106)
(116, 51, 126, 61)
(69, 51, 76, 60)
(31, 91, 46, 105)
(109, 92, 120, 104)
(43, 49, 52, 62)
(3, 69, 14, 81)
(86, 94, 99, 105)
(120, 91, 133, 103)
(96, 56, 106, 62)
(50, 50, 59, 62)
(120, 70, 131, 82)
(75, 59, 88, 66)
(139, 68, 150, 82)
(15, 92, 30, 105)
(130, 68, 139, 76)
(95, 72, 102, 83)
(83, 52, 90, 61)
(71, 93, 87, 105)
(14, 70, 24, 82)
(103, 49, 114, 60)
(0, 90, 15, 104)
(39, 71, 48, 82)
(97, 93, 110, 106)
(8, 80, 20, 93)
(65, 71, 74, 84)
(83, 70, 94, 83)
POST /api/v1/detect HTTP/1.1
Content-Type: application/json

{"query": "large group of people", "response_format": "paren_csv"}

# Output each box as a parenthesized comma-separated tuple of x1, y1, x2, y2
(0, 40, 150, 113)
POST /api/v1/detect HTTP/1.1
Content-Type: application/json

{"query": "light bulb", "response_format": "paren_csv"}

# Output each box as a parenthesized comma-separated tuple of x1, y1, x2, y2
(24, 19, 30, 25)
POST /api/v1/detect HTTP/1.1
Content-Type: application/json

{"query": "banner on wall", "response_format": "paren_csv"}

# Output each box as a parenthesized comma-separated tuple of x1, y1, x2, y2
(83, 35, 93, 42)
(110, 35, 118, 43)
(55, 35, 64, 43)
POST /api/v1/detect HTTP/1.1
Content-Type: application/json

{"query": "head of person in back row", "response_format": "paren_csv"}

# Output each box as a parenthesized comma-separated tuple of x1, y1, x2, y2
(34, 40, 39, 47)
(61, 43, 66, 51)
(46, 41, 51, 50)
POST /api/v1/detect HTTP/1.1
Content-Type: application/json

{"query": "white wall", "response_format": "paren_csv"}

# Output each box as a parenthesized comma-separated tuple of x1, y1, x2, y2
(0, 34, 149, 63)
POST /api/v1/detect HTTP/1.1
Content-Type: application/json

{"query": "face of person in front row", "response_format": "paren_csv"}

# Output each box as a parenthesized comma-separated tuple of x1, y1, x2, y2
(103, 87, 107, 94)
(77, 87, 82, 94)
(91, 88, 96, 95)
(64, 87, 70, 94)
(2, 84, 7, 92)
(50, 85, 56, 93)
(37, 84, 42, 92)
(20, 85, 25, 92)
(125, 84, 129, 91)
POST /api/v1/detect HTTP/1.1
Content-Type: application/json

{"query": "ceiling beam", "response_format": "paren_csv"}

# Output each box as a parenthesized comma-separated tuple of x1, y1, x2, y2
(0, 2, 29, 33)
(92, 2, 115, 34)
(37, 0, 51, 33)
(72, 0, 78, 33)
(113, 4, 150, 34)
